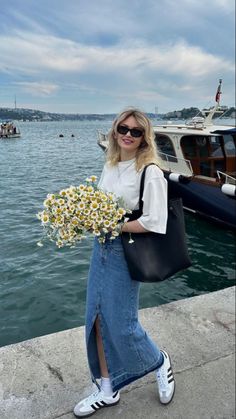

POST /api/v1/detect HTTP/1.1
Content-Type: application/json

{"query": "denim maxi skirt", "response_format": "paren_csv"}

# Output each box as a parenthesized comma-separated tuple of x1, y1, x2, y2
(85, 236, 163, 392)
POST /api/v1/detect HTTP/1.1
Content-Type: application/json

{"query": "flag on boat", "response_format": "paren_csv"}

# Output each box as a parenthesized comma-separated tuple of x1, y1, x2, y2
(215, 79, 222, 103)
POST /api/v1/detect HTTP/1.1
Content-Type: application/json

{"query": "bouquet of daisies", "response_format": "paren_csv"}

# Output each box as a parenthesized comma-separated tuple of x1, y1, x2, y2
(37, 176, 129, 248)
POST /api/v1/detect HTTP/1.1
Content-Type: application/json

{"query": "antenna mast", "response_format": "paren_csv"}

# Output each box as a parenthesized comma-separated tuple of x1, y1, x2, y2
(204, 79, 223, 125)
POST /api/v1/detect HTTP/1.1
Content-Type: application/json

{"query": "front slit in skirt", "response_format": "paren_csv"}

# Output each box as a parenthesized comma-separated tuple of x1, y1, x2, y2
(85, 236, 163, 392)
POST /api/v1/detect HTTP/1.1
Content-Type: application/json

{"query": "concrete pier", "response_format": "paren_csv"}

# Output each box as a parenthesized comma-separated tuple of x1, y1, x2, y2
(0, 286, 235, 419)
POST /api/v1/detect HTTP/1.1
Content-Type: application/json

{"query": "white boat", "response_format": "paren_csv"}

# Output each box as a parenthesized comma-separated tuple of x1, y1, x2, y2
(97, 81, 236, 229)
(0, 122, 21, 138)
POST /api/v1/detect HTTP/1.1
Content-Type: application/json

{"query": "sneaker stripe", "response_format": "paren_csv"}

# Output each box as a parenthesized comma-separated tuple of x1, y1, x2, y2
(74, 391, 120, 417)
(157, 351, 175, 405)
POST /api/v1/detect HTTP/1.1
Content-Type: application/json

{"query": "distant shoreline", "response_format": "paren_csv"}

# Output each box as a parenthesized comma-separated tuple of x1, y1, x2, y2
(0, 105, 235, 122)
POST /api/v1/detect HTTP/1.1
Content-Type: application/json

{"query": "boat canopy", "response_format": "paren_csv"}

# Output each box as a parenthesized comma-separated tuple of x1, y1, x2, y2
(210, 128, 236, 135)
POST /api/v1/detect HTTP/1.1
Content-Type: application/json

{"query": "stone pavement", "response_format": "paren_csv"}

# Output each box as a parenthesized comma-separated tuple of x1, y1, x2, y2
(0, 286, 235, 419)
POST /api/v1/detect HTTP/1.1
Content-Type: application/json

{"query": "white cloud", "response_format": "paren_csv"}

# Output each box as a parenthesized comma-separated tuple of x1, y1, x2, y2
(15, 81, 59, 96)
(199, 0, 234, 10)
(0, 0, 234, 112)
(146, 42, 233, 77)
(0, 32, 87, 74)
(0, 32, 234, 78)
(162, 0, 234, 12)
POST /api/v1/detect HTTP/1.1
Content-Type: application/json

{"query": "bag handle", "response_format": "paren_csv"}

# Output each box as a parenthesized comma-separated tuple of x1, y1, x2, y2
(138, 164, 156, 212)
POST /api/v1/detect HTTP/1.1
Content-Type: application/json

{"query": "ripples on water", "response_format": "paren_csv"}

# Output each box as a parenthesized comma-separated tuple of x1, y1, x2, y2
(0, 120, 235, 347)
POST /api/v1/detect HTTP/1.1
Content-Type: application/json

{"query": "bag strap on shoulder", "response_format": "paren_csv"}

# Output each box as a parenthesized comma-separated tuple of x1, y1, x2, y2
(138, 163, 157, 212)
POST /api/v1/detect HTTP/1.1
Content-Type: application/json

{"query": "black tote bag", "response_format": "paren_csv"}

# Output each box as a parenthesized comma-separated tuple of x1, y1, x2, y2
(121, 165, 192, 282)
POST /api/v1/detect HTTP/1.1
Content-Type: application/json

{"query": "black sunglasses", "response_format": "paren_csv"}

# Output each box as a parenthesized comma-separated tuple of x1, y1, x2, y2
(117, 124, 144, 138)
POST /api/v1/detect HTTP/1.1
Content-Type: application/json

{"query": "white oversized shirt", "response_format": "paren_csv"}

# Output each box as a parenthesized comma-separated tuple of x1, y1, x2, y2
(98, 159, 168, 234)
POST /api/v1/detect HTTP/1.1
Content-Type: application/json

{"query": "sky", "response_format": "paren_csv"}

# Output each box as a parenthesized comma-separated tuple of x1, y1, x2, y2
(0, 0, 235, 114)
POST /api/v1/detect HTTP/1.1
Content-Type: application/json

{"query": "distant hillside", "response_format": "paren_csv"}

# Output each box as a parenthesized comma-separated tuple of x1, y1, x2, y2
(0, 106, 235, 122)
(0, 107, 158, 122)
(162, 106, 236, 120)
(0, 107, 115, 122)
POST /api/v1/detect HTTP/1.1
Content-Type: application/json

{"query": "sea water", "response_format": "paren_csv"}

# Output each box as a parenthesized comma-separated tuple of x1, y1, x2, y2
(0, 120, 235, 347)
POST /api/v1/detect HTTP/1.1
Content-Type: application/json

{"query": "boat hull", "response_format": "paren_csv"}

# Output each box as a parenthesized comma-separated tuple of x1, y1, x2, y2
(166, 175, 236, 229)
(0, 134, 21, 139)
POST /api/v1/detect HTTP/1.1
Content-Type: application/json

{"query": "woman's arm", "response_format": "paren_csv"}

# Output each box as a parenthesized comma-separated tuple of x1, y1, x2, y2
(137, 170, 168, 234)
(121, 167, 168, 235)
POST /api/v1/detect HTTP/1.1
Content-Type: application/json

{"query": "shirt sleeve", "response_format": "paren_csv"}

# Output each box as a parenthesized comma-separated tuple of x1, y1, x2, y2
(137, 166, 168, 234)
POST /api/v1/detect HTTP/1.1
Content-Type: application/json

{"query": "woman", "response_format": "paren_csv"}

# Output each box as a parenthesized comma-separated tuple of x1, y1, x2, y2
(74, 108, 175, 417)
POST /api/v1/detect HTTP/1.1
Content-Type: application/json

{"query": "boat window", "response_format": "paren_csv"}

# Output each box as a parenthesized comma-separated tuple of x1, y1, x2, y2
(155, 134, 176, 158)
(223, 135, 236, 157)
(197, 137, 208, 157)
(209, 136, 224, 157)
(181, 134, 227, 177)
(181, 135, 198, 157)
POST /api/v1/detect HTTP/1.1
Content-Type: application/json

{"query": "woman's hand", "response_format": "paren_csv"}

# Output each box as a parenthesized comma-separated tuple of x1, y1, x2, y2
(121, 220, 148, 234)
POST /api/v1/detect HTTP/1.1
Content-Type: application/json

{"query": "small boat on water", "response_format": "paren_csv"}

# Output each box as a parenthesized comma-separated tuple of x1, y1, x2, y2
(0, 122, 21, 138)
(97, 80, 236, 229)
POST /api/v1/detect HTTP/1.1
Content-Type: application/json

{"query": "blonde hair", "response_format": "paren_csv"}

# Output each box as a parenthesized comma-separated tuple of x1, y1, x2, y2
(106, 107, 160, 171)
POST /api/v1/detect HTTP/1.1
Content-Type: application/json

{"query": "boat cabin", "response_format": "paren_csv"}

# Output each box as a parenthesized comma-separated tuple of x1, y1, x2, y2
(154, 127, 236, 181)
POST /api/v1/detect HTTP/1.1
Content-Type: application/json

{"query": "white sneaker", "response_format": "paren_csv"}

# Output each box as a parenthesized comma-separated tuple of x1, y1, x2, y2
(156, 350, 175, 404)
(74, 388, 120, 417)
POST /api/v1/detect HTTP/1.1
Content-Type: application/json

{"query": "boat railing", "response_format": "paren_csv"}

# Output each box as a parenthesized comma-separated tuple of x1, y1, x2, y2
(157, 151, 193, 176)
(217, 171, 236, 185)
(97, 131, 193, 176)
